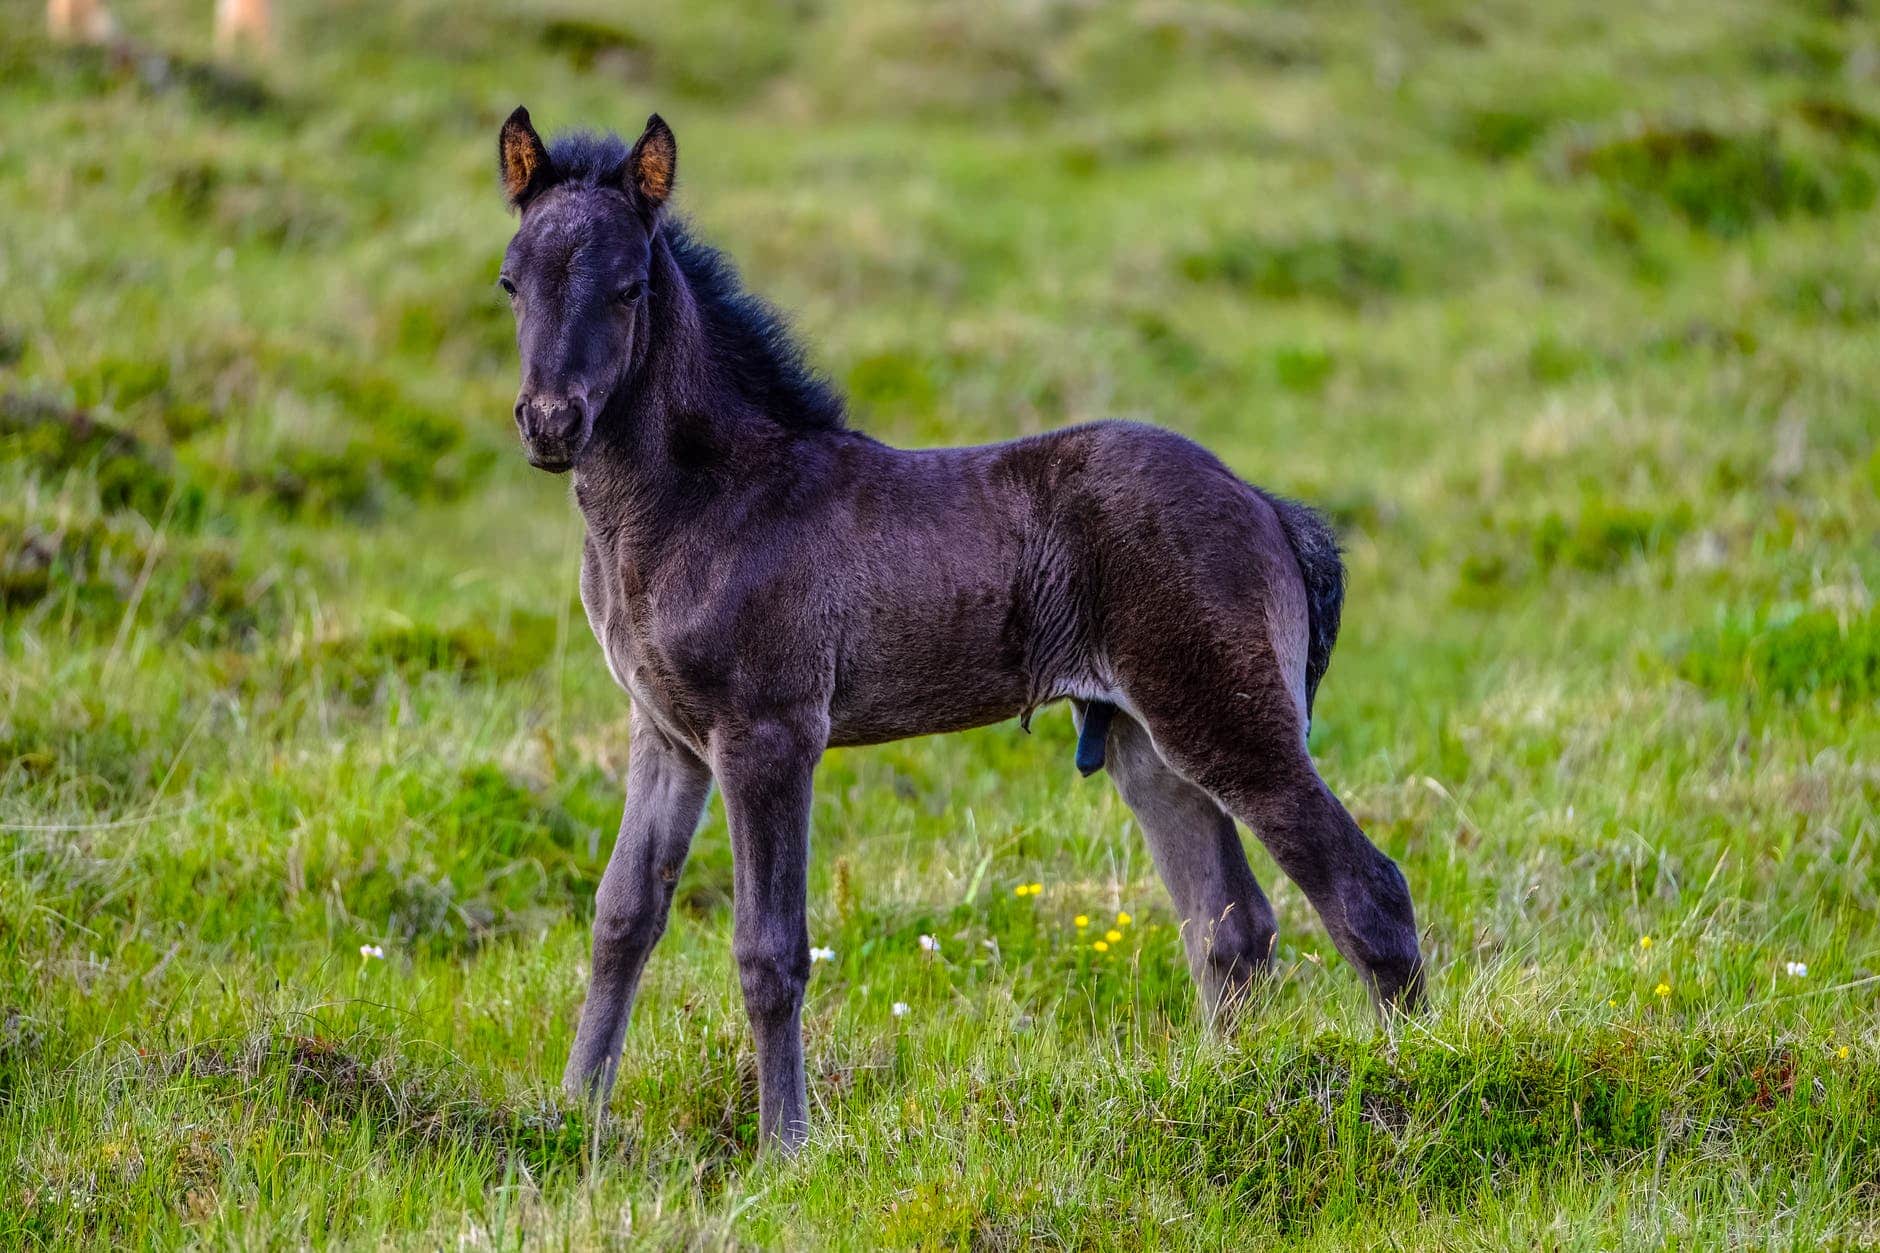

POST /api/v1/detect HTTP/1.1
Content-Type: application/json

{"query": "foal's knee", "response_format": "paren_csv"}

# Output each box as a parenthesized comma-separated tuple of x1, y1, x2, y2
(592, 891, 667, 963)
(733, 933, 809, 1022)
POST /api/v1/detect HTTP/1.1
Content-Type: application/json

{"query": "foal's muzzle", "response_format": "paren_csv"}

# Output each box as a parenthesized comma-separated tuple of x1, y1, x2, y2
(514, 391, 592, 473)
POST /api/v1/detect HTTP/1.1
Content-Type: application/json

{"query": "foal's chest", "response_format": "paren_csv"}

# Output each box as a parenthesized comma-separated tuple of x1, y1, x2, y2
(578, 534, 715, 752)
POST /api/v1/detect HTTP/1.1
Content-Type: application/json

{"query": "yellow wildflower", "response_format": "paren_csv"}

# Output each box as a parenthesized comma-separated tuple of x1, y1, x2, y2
(1837, 1045, 1851, 1060)
(1029, 882, 1043, 895)
(1654, 982, 1671, 998)
(1074, 915, 1089, 928)
(1639, 936, 1653, 950)
(1093, 940, 1110, 953)
(1105, 929, 1123, 943)
(1117, 911, 1133, 926)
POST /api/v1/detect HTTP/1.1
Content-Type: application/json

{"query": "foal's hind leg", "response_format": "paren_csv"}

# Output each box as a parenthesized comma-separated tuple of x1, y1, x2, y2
(1082, 703, 1277, 1022)
(1099, 484, 1424, 1009)
(1118, 661, 1423, 1009)
(1192, 744, 1423, 1010)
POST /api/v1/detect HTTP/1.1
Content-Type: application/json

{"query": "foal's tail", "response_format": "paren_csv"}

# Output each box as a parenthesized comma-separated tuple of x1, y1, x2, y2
(1267, 494, 1345, 719)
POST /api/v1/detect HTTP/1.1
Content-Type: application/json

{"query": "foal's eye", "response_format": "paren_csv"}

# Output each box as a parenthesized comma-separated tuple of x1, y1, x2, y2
(616, 280, 646, 306)
(497, 276, 517, 297)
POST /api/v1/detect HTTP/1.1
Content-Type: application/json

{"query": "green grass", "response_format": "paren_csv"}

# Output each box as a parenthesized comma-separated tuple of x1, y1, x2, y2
(2, 0, 1878, 1246)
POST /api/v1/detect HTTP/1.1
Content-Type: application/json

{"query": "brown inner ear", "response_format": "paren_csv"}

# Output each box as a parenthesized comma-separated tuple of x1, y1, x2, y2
(503, 130, 542, 202)
(635, 140, 673, 204)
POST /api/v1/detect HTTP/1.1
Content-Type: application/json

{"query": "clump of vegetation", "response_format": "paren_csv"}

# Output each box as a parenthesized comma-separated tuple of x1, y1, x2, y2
(1451, 105, 1555, 161)
(1531, 498, 1692, 573)
(336, 765, 601, 958)
(154, 158, 346, 249)
(0, 513, 142, 611)
(1271, 343, 1338, 393)
(1640, 318, 1759, 362)
(1677, 607, 1880, 704)
(1454, 494, 1693, 605)
(1525, 331, 1606, 383)
(844, 349, 940, 420)
(1774, 265, 1880, 325)
(0, 506, 276, 644)
(1179, 231, 1415, 306)
(1565, 121, 1876, 236)
(0, 393, 195, 521)
(538, 15, 650, 75)
(1794, 97, 1880, 149)
(238, 361, 493, 518)
(0, 36, 282, 117)
(255, 613, 559, 705)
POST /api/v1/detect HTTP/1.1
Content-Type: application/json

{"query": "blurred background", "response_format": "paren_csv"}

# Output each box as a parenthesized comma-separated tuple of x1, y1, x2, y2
(6, 1, 1880, 595)
(2, 0, 1877, 1245)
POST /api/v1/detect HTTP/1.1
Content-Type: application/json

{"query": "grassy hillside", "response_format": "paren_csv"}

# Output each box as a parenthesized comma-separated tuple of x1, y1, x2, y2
(2, 0, 1877, 1245)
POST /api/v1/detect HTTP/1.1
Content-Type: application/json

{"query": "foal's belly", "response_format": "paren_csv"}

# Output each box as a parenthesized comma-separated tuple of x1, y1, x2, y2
(821, 480, 1071, 747)
(826, 666, 1031, 747)
(824, 589, 1036, 748)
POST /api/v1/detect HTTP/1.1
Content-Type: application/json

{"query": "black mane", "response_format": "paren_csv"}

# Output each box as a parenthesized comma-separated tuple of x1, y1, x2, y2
(546, 131, 847, 433)
(663, 221, 847, 432)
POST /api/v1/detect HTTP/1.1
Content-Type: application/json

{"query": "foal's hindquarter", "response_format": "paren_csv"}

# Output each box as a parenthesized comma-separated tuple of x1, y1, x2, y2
(563, 419, 1424, 1149)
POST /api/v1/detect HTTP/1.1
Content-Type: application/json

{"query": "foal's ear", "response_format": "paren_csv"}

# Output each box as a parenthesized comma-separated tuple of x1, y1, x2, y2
(498, 106, 555, 209)
(623, 114, 677, 215)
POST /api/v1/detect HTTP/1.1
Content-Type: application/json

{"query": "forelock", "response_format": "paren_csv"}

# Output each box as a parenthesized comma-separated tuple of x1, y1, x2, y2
(544, 131, 633, 188)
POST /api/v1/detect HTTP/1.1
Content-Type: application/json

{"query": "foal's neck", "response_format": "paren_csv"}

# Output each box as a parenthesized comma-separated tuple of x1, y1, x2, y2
(573, 231, 808, 553)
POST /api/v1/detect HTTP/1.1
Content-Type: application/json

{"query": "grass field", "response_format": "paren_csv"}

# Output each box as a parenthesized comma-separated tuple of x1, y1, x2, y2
(3, 0, 1879, 1245)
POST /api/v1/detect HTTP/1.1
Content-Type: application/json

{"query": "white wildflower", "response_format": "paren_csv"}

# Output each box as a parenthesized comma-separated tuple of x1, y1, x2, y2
(891, 1001, 910, 1018)
(1786, 961, 1808, 978)
(359, 944, 385, 960)
(810, 946, 836, 963)
(918, 934, 939, 953)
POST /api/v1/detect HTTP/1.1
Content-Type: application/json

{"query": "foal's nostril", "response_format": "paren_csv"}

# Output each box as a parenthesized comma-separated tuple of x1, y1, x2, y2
(559, 392, 590, 428)
(514, 392, 590, 469)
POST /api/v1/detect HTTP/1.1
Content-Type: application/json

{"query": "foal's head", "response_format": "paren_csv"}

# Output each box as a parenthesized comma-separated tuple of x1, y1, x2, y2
(495, 108, 676, 473)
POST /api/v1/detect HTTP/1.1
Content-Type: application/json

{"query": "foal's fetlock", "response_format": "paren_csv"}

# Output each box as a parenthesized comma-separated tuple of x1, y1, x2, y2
(561, 1059, 617, 1111)
(760, 1116, 811, 1158)
(1204, 964, 1272, 1029)
(1345, 912, 1424, 1016)
(1329, 851, 1423, 1009)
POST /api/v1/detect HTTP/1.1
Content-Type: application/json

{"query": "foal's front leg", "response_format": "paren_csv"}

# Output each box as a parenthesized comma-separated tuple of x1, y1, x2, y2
(713, 718, 822, 1153)
(563, 714, 713, 1106)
